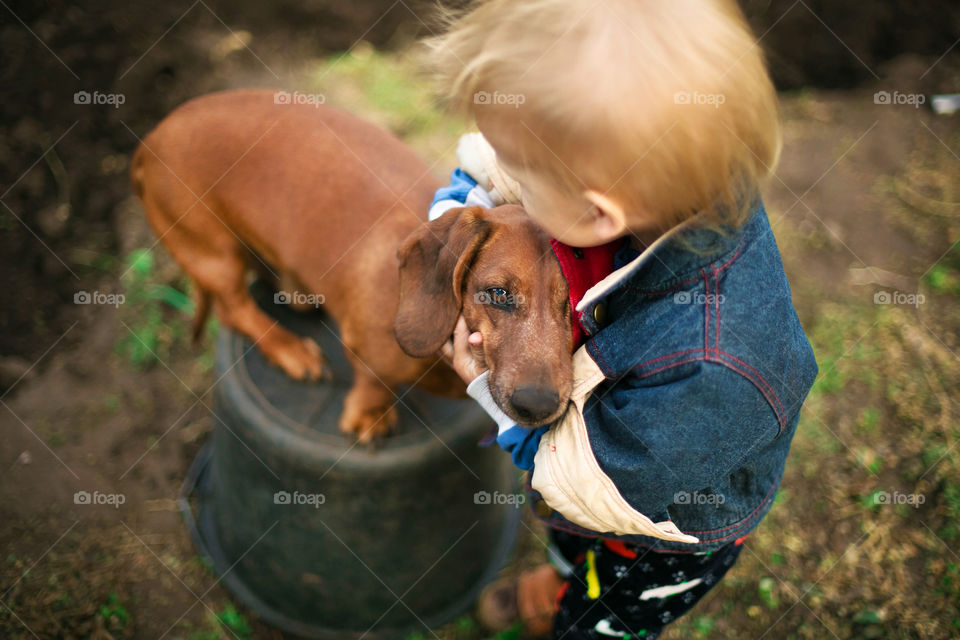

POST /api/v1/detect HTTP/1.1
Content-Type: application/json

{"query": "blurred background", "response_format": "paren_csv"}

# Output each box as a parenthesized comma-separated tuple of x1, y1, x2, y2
(1, 1, 959, 638)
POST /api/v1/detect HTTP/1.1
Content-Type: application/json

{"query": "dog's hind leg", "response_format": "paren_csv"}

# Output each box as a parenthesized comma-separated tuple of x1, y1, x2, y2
(143, 199, 324, 380)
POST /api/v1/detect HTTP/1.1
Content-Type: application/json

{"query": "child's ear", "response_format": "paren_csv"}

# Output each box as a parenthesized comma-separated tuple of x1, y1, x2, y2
(583, 189, 628, 242)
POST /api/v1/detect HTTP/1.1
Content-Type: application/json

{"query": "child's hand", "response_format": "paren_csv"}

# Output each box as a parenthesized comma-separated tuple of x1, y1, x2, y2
(441, 316, 487, 384)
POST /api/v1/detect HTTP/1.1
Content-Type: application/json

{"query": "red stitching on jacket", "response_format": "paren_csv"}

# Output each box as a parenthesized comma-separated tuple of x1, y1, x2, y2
(633, 353, 787, 433)
(625, 242, 743, 297)
(694, 511, 771, 542)
(706, 356, 786, 432)
(709, 350, 787, 425)
(713, 266, 720, 350)
(587, 338, 614, 378)
(636, 357, 706, 379)
(633, 348, 705, 369)
(717, 244, 744, 272)
(614, 241, 746, 368)
(701, 269, 710, 352)
(695, 513, 767, 543)
(682, 482, 778, 535)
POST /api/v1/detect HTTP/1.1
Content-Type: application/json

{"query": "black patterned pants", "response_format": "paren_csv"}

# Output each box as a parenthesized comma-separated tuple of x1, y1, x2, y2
(549, 529, 745, 640)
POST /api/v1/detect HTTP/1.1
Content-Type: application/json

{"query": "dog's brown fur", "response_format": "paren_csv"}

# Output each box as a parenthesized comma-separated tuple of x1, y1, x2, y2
(132, 89, 571, 442)
(396, 205, 572, 427)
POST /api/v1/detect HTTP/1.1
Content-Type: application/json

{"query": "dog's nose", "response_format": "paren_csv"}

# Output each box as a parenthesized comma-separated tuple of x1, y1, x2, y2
(510, 386, 560, 423)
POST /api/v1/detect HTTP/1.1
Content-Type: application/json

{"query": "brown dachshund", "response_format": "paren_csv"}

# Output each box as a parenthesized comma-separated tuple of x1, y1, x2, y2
(131, 89, 571, 442)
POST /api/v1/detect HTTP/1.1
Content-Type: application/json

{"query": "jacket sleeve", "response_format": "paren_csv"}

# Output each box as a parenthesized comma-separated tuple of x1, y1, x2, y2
(429, 168, 483, 219)
(466, 371, 548, 470)
(429, 133, 523, 220)
(531, 346, 779, 543)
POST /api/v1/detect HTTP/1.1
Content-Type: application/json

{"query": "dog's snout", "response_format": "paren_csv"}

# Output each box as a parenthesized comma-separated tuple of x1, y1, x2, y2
(510, 386, 560, 423)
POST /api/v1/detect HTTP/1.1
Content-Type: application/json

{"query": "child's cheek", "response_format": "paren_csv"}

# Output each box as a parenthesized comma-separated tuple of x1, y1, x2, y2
(520, 201, 553, 233)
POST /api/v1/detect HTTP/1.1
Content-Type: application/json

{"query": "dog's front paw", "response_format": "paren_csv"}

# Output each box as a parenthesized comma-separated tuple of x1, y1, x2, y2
(338, 404, 398, 446)
(264, 333, 326, 381)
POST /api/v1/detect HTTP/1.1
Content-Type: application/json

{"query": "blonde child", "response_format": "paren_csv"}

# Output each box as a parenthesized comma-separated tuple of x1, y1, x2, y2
(429, 1, 818, 637)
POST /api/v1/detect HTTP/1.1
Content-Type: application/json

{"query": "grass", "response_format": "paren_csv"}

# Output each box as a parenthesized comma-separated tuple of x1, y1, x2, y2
(924, 264, 960, 295)
(188, 604, 254, 640)
(303, 43, 467, 167)
(97, 592, 130, 633)
(115, 247, 217, 371)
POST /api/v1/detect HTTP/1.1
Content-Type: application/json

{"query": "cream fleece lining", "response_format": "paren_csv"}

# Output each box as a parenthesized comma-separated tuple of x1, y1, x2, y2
(532, 346, 700, 543)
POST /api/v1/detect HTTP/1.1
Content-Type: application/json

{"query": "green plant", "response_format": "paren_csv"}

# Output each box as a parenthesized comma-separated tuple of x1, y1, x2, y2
(692, 615, 715, 636)
(856, 407, 880, 433)
(758, 576, 779, 609)
(490, 621, 522, 640)
(924, 265, 960, 295)
(115, 248, 201, 369)
(98, 592, 130, 630)
(214, 604, 252, 640)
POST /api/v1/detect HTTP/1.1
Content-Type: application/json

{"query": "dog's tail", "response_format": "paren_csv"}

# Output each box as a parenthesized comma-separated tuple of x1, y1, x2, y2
(130, 143, 147, 201)
(192, 287, 212, 343)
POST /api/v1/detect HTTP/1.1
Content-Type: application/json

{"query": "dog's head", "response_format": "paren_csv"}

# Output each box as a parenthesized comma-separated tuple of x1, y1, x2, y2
(394, 205, 573, 426)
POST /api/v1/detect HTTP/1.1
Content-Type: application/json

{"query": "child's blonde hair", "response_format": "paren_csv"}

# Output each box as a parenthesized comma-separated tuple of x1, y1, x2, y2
(428, 0, 781, 230)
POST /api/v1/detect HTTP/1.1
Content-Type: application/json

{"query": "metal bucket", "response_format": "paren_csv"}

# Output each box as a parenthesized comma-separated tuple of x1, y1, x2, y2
(180, 283, 521, 638)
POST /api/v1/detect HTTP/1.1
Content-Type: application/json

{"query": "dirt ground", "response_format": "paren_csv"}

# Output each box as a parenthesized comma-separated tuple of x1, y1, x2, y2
(1, 2, 959, 639)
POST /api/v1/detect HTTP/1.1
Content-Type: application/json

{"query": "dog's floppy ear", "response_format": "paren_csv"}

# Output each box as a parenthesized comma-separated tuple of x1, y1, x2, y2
(394, 206, 491, 357)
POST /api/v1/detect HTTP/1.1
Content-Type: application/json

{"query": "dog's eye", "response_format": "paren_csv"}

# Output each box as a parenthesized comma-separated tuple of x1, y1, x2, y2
(480, 287, 515, 310)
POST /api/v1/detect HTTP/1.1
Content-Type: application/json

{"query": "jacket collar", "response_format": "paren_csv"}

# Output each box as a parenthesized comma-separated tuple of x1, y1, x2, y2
(576, 202, 763, 312)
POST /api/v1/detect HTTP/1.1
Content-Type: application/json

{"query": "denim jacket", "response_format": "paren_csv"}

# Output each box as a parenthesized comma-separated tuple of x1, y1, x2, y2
(434, 155, 818, 553)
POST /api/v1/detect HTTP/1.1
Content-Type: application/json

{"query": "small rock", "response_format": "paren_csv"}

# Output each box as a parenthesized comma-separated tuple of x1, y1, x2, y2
(210, 30, 252, 61)
(0, 355, 34, 389)
(100, 154, 127, 175)
(36, 202, 71, 238)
